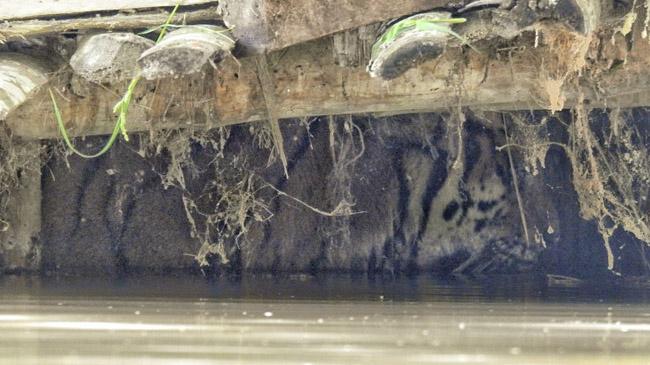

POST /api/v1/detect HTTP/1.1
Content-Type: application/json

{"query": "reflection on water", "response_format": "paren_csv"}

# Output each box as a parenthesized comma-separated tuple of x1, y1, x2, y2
(1, 275, 650, 364)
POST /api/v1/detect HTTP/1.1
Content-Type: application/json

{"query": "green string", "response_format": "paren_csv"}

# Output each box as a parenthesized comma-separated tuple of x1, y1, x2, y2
(49, 89, 122, 158)
(49, 3, 180, 159)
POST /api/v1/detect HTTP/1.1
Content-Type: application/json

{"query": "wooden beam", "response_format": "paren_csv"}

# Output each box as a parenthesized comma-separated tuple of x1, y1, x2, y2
(2, 0, 218, 21)
(0, 8, 220, 43)
(5, 17, 650, 140)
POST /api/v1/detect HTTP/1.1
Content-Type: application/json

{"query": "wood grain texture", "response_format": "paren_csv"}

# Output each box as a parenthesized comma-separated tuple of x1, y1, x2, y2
(0, 8, 220, 43)
(2, 0, 218, 20)
(0, 54, 50, 120)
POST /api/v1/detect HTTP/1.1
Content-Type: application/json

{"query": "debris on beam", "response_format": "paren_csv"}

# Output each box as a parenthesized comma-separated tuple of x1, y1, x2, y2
(0, 7, 220, 44)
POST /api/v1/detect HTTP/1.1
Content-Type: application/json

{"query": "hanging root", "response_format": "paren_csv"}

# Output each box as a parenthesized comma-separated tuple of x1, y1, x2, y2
(321, 115, 367, 265)
(568, 105, 649, 271)
(142, 124, 274, 269)
(502, 114, 531, 247)
(502, 105, 650, 273)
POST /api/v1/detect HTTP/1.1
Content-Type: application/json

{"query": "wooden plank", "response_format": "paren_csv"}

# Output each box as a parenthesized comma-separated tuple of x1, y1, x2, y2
(0, 8, 219, 43)
(2, 0, 218, 21)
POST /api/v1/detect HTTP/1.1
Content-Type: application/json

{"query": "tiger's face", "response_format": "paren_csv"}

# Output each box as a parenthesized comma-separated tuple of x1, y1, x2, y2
(39, 113, 538, 276)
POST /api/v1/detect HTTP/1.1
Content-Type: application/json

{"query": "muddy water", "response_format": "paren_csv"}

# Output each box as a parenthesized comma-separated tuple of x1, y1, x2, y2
(1, 275, 650, 364)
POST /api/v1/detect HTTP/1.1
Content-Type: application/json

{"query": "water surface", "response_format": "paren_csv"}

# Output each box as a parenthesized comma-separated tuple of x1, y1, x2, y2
(1, 275, 649, 364)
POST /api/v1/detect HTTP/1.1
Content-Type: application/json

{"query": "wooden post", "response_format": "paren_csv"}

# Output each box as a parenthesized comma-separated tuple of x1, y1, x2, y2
(0, 54, 49, 121)
(0, 55, 45, 272)
(0, 141, 42, 273)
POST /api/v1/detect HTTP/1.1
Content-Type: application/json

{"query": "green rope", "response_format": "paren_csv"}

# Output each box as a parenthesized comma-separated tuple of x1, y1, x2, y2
(49, 3, 181, 159)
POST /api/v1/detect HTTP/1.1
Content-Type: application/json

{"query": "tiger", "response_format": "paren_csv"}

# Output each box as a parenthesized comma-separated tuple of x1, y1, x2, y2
(40, 112, 539, 276)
